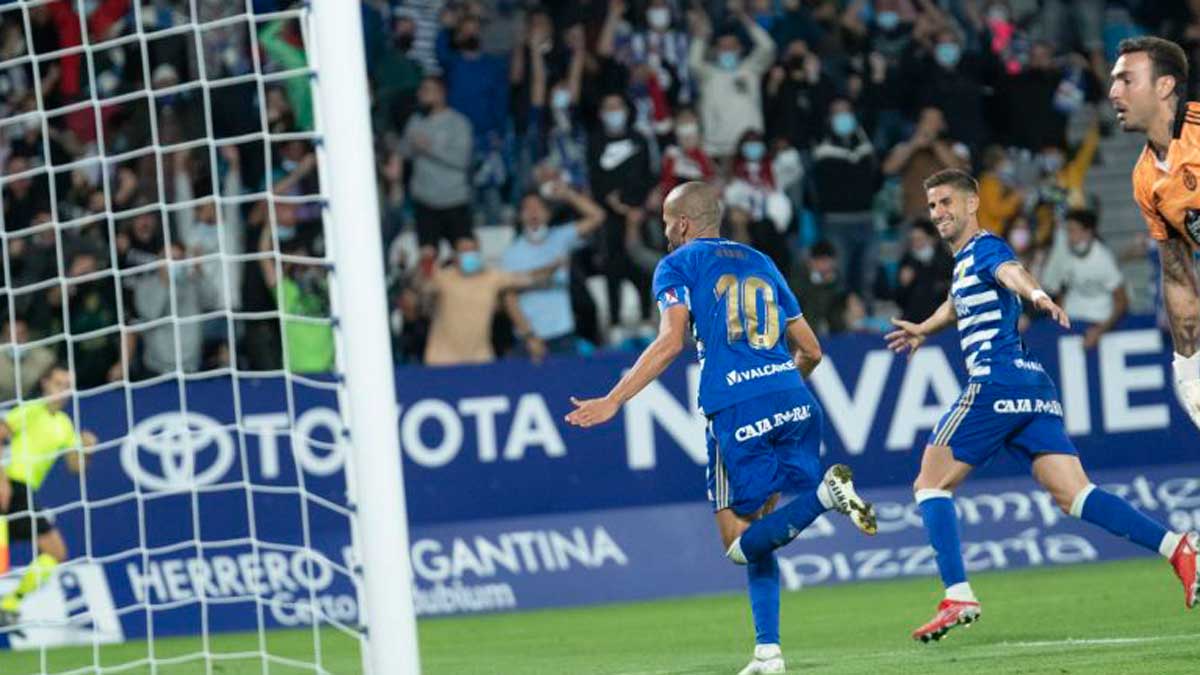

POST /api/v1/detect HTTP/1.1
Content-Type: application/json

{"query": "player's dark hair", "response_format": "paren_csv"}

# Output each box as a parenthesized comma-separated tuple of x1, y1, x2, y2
(1118, 37, 1189, 98)
(1066, 208, 1098, 232)
(923, 168, 978, 195)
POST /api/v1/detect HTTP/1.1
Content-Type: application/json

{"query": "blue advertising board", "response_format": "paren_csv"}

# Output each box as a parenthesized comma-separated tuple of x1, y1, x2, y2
(2, 317, 1196, 649)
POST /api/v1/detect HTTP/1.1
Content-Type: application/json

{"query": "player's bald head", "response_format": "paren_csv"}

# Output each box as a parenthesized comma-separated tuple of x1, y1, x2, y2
(664, 181, 721, 231)
(662, 181, 722, 252)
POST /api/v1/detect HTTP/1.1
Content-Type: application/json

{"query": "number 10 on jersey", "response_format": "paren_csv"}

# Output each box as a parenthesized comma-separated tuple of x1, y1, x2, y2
(716, 274, 781, 350)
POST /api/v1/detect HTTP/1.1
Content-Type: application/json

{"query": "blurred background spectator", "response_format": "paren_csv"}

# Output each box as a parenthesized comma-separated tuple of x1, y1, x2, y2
(1041, 208, 1128, 350)
(0, 0, 1184, 377)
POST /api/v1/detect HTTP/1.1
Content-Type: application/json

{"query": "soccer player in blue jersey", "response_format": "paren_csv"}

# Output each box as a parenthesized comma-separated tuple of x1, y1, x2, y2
(566, 181, 877, 674)
(886, 169, 1199, 643)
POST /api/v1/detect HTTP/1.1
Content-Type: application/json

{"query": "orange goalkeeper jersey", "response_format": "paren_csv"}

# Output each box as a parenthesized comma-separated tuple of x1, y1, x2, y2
(1132, 101, 1200, 247)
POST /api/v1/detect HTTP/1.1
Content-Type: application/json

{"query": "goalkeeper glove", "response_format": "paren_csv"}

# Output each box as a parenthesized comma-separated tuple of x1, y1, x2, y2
(1174, 351, 1200, 430)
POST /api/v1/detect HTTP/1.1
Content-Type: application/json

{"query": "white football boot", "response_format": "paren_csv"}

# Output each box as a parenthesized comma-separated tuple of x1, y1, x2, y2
(737, 643, 785, 674)
(823, 464, 877, 535)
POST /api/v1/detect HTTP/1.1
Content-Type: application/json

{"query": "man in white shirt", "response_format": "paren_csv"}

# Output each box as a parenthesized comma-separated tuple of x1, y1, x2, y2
(1042, 209, 1128, 349)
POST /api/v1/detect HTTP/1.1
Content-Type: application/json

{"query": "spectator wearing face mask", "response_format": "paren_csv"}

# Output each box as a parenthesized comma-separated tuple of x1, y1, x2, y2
(612, 0, 694, 108)
(1041, 209, 1127, 349)
(372, 15, 424, 137)
(894, 219, 954, 322)
(907, 25, 994, 152)
(137, 240, 224, 377)
(997, 40, 1100, 152)
(501, 184, 605, 360)
(977, 145, 1025, 236)
(436, 10, 509, 156)
(658, 109, 717, 199)
(420, 240, 561, 366)
(522, 21, 588, 193)
(400, 76, 475, 270)
(811, 98, 881, 299)
(252, 228, 335, 374)
(882, 106, 969, 221)
(588, 93, 656, 331)
(1003, 215, 1044, 277)
(791, 240, 856, 336)
(686, 3, 776, 161)
(764, 38, 837, 151)
(723, 130, 795, 276)
(1030, 121, 1100, 248)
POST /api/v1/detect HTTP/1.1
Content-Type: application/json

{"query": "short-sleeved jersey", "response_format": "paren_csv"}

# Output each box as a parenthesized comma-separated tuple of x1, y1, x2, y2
(652, 238, 806, 414)
(950, 232, 1055, 388)
(1132, 101, 1200, 247)
(4, 401, 80, 490)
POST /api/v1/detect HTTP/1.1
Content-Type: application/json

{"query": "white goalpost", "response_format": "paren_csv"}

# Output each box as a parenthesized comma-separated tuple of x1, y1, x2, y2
(309, 1, 420, 673)
(0, 0, 418, 673)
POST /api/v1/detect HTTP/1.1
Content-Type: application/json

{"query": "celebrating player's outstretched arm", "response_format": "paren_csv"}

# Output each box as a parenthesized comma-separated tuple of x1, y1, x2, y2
(565, 304, 690, 428)
(991, 261, 1070, 329)
(568, 181, 877, 674)
(886, 297, 955, 357)
(1109, 36, 1200, 429)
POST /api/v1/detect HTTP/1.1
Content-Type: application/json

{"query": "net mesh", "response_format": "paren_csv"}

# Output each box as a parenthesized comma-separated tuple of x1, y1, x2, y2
(0, 1, 366, 672)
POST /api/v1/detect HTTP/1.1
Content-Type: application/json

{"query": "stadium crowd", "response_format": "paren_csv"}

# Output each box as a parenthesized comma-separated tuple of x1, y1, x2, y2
(0, 0, 1195, 387)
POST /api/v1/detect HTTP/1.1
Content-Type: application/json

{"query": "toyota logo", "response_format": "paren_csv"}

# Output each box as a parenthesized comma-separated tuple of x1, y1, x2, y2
(121, 412, 235, 491)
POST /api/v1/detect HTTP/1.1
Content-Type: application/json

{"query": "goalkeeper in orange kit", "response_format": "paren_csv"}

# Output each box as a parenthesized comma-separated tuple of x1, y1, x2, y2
(1109, 36, 1200, 432)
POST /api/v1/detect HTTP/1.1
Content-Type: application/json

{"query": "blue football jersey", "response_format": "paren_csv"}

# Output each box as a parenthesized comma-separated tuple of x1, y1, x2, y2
(652, 238, 807, 414)
(950, 232, 1054, 387)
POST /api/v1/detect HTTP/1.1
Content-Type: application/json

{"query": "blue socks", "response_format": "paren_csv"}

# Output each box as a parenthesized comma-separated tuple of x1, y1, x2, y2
(746, 553, 780, 645)
(738, 489, 828, 562)
(1072, 484, 1171, 555)
(916, 489, 968, 589)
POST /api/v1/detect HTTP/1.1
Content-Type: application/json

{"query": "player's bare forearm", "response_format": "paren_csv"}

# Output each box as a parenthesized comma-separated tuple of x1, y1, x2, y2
(786, 316, 822, 377)
(1160, 236, 1200, 357)
(606, 335, 684, 406)
(567, 306, 689, 428)
(995, 260, 1070, 328)
(993, 260, 1042, 300)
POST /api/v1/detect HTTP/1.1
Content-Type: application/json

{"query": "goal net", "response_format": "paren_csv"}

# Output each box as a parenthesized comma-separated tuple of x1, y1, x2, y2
(0, 0, 414, 672)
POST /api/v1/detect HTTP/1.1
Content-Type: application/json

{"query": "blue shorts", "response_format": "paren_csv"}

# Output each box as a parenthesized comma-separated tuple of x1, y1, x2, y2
(706, 388, 824, 516)
(929, 382, 1076, 466)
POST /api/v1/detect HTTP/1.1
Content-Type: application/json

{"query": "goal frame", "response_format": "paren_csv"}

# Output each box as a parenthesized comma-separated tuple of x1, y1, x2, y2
(308, 2, 420, 673)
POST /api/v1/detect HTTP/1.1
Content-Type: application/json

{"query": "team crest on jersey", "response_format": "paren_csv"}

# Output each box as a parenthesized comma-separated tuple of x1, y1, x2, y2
(1185, 168, 1197, 191)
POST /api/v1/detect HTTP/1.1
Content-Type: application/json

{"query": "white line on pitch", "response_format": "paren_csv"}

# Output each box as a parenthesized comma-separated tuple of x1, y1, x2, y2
(1000, 634, 1190, 649)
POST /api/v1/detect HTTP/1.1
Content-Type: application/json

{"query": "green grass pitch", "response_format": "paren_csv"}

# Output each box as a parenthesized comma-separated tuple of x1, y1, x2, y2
(5, 557, 1197, 674)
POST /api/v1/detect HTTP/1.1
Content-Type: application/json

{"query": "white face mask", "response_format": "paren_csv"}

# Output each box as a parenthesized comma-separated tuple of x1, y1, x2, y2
(1008, 228, 1031, 250)
(525, 223, 549, 243)
(647, 7, 671, 30)
(912, 244, 935, 263)
(551, 88, 572, 110)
